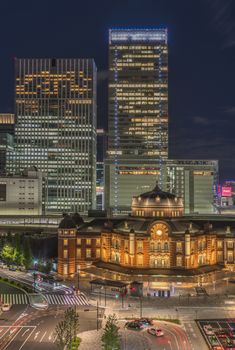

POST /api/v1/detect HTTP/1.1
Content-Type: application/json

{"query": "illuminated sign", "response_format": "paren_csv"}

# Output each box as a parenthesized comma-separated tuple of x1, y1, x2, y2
(222, 187, 232, 197)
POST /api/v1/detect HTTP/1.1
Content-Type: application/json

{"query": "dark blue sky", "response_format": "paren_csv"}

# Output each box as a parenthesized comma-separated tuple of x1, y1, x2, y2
(1, 0, 235, 181)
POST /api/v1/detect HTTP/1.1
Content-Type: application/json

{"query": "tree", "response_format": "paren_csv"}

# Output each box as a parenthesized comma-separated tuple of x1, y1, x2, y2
(14, 234, 23, 266)
(55, 320, 70, 350)
(54, 308, 80, 349)
(1, 244, 14, 264)
(101, 314, 120, 350)
(23, 238, 32, 269)
(64, 307, 79, 345)
(44, 260, 53, 274)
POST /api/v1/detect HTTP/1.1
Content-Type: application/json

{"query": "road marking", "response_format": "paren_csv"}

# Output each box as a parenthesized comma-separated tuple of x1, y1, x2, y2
(19, 327, 36, 350)
(2, 327, 22, 350)
(40, 331, 47, 342)
(53, 334, 58, 343)
(22, 328, 30, 337)
(48, 331, 53, 341)
(34, 331, 40, 340)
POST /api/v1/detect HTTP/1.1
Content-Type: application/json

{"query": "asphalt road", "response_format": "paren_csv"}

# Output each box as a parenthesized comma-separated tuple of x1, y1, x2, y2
(0, 304, 102, 350)
(121, 321, 191, 350)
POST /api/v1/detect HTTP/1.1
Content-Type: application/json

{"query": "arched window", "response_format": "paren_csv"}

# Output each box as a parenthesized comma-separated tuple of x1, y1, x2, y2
(164, 242, 169, 251)
(157, 242, 161, 251)
(150, 242, 154, 252)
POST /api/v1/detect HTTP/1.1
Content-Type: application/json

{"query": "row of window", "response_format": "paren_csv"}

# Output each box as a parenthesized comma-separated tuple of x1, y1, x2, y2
(63, 248, 100, 259)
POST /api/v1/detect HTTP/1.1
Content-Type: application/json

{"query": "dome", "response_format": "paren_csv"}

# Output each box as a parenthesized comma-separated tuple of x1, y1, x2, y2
(59, 214, 77, 229)
(71, 212, 84, 226)
(131, 183, 184, 218)
(137, 184, 176, 200)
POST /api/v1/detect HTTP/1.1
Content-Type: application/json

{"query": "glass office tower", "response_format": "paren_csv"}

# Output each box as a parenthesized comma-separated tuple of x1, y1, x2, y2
(10, 58, 97, 214)
(108, 28, 168, 159)
(106, 29, 168, 214)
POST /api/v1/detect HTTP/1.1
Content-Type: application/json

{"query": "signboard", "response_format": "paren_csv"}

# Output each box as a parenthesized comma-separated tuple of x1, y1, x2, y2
(222, 187, 232, 197)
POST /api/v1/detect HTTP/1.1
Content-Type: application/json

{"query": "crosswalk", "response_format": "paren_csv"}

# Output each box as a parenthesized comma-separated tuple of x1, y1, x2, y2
(44, 293, 89, 306)
(0, 294, 29, 304)
(0, 293, 89, 306)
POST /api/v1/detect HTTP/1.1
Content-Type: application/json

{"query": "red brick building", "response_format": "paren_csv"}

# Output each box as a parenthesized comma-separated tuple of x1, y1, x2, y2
(58, 186, 235, 278)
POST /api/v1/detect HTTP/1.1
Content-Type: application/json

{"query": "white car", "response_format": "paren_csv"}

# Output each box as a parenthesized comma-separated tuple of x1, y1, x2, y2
(203, 325, 214, 335)
(147, 328, 164, 337)
(1, 304, 12, 312)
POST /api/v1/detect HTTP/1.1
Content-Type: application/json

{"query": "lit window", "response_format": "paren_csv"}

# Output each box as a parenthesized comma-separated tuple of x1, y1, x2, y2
(77, 248, 81, 258)
(63, 239, 68, 247)
(96, 238, 100, 246)
(77, 238, 81, 245)
(176, 242, 182, 252)
(176, 256, 182, 267)
(63, 264, 68, 275)
(86, 239, 91, 245)
(63, 250, 68, 259)
(137, 241, 143, 252)
(86, 249, 91, 258)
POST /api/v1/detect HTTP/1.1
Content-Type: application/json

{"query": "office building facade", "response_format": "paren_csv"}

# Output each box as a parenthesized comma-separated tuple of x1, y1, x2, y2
(163, 160, 218, 214)
(9, 58, 97, 214)
(0, 114, 14, 174)
(0, 168, 42, 216)
(108, 28, 168, 159)
(106, 28, 168, 213)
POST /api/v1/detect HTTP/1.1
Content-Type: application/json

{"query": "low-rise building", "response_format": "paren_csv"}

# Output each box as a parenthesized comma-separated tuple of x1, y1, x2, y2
(0, 167, 43, 216)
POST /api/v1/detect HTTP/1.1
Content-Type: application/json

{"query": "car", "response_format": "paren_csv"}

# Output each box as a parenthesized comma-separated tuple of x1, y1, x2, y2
(1, 304, 12, 312)
(134, 318, 154, 326)
(147, 328, 164, 337)
(125, 322, 144, 330)
(204, 324, 214, 335)
(216, 330, 228, 338)
(8, 265, 17, 271)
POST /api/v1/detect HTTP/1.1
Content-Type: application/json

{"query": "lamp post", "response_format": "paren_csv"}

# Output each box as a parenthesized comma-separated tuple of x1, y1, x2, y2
(96, 300, 99, 331)
(139, 296, 142, 318)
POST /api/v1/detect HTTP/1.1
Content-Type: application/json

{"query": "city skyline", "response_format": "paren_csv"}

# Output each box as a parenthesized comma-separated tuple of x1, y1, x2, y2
(0, 0, 235, 181)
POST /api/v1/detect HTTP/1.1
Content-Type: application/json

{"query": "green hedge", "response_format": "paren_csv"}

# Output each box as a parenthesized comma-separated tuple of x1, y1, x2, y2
(0, 276, 33, 293)
(68, 336, 81, 350)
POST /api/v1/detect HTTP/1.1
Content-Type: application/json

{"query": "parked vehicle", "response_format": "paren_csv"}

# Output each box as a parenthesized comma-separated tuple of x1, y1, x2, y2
(134, 318, 153, 326)
(1, 304, 12, 312)
(8, 265, 17, 271)
(204, 325, 214, 335)
(147, 328, 164, 337)
(125, 321, 144, 330)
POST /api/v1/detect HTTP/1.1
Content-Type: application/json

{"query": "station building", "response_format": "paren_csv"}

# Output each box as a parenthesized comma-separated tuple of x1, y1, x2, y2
(57, 185, 235, 278)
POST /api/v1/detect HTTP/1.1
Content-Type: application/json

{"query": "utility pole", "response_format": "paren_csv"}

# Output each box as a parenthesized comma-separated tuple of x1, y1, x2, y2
(139, 296, 142, 318)
(97, 300, 99, 331)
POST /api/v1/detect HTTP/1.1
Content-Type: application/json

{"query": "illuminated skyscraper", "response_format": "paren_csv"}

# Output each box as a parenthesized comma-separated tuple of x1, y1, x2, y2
(9, 58, 97, 214)
(108, 28, 168, 159)
(105, 28, 168, 214)
(0, 114, 14, 175)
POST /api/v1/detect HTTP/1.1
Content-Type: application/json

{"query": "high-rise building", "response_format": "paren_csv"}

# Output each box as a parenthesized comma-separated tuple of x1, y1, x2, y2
(9, 58, 97, 214)
(0, 114, 15, 135)
(105, 28, 168, 213)
(163, 159, 219, 214)
(0, 114, 15, 175)
(96, 128, 107, 210)
(108, 28, 168, 159)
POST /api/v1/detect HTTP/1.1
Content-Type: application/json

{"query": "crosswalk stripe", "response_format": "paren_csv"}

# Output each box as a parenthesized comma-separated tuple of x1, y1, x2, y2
(0, 294, 29, 305)
(43, 294, 89, 306)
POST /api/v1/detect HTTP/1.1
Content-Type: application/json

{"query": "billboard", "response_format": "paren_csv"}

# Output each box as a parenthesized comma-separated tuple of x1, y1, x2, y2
(222, 187, 232, 197)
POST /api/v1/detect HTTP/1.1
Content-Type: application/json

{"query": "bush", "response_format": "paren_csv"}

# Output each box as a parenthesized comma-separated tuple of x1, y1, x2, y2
(68, 336, 81, 350)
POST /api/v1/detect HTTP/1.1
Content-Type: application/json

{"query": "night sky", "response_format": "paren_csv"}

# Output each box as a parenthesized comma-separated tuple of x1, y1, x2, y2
(1, 0, 235, 181)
